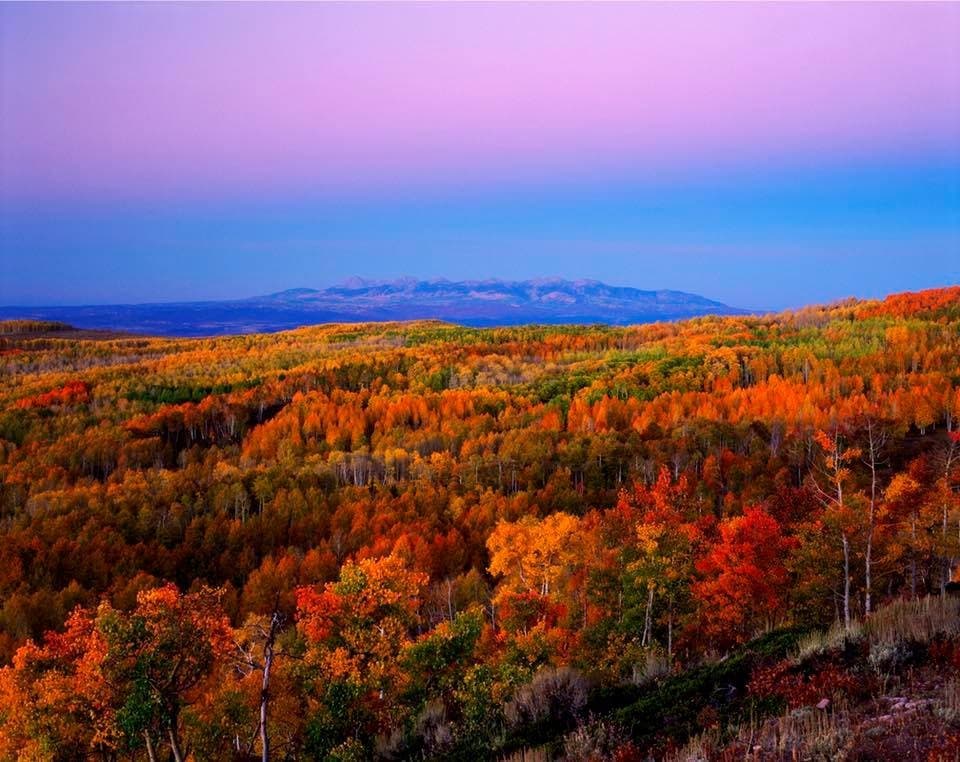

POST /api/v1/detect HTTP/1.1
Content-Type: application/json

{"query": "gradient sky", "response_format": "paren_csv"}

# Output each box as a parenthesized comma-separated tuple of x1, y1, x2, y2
(1, 2, 958, 311)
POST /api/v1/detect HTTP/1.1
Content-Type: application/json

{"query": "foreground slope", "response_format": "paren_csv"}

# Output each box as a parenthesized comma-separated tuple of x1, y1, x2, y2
(0, 287, 958, 759)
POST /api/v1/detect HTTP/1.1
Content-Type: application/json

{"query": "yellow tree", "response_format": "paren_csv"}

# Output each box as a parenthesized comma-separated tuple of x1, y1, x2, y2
(487, 512, 584, 600)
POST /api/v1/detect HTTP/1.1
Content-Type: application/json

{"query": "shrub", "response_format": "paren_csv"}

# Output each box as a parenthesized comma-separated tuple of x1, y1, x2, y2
(867, 640, 917, 674)
(418, 701, 454, 752)
(561, 718, 627, 761)
(505, 667, 590, 733)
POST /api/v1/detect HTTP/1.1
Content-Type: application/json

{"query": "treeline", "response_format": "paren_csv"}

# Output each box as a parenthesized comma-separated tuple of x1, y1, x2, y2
(0, 319, 73, 334)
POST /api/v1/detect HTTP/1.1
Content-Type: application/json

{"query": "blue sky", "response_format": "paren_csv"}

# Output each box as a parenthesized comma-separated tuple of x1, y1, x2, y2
(4, 159, 957, 311)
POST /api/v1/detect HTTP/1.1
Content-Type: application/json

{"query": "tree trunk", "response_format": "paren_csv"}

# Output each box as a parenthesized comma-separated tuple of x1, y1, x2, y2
(168, 727, 185, 762)
(667, 606, 673, 665)
(942, 502, 950, 600)
(144, 731, 157, 762)
(842, 533, 851, 630)
(641, 584, 654, 647)
(259, 611, 280, 762)
(942, 440, 958, 599)
(911, 516, 918, 599)
(865, 443, 877, 616)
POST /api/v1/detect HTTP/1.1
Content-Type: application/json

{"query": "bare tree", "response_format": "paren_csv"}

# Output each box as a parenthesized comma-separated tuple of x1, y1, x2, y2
(860, 415, 889, 616)
(810, 426, 862, 629)
(234, 605, 285, 761)
(935, 431, 960, 598)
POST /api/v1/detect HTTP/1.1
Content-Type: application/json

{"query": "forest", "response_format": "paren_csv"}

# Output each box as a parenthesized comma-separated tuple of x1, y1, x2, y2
(0, 287, 959, 760)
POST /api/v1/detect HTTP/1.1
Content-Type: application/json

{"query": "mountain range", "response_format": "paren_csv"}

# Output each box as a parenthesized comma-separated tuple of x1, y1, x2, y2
(0, 278, 749, 336)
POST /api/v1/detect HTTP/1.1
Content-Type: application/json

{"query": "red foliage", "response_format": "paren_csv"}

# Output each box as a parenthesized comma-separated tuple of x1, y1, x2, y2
(928, 636, 960, 670)
(295, 587, 344, 643)
(692, 506, 797, 648)
(496, 591, 568, 635)
(748, 658, 862, 708)
(15, 380, 90, 409)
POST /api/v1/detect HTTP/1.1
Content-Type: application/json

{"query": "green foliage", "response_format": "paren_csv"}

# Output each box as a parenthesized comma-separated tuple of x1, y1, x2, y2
(304, 681, 368, 759)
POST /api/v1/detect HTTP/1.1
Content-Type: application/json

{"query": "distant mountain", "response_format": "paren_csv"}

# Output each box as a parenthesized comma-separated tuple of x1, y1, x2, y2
(0, 278, 749, 337)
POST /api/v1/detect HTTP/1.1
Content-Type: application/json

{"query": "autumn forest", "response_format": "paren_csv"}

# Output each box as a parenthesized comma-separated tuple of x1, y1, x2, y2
(1, 287, 960, 760)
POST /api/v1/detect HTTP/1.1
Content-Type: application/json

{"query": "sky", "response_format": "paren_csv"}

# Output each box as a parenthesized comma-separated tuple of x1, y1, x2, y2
(1, 2, 958, 312)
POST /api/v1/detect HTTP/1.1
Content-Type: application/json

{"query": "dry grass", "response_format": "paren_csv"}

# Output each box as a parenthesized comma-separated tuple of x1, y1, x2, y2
(863, 596, 960, 646)
(664, 729, 721, 761)
(936, 678, 960, 724)
(561, 719, 628, 761)
(760, 705, 852, 760)
(500, 747, 551, 762)
(794, 597, 959, 665)
(666, 705, 852, 762)
(794, 619, 863, 663)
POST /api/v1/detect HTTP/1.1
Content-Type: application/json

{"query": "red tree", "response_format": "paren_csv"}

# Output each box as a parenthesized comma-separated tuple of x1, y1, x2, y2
(693, 506, 797, 649)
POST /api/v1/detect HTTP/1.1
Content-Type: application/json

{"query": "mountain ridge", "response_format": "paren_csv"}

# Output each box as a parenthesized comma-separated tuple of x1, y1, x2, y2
(0, 278, 749, 337)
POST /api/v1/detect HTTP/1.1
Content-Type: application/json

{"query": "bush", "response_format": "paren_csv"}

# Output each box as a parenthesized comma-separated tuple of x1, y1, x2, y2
(413, 700, 455, 758)
(504, 667, 590, 749)
(506, 667, 590, 730)
(561, 718, 628, 761)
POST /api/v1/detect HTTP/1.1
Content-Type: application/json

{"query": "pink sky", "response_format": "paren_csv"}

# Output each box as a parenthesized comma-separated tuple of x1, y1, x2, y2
(2, 2, 958, 204)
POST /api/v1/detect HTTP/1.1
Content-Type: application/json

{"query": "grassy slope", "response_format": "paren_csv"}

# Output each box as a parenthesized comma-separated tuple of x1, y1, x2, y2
(505, 597, 960, 761)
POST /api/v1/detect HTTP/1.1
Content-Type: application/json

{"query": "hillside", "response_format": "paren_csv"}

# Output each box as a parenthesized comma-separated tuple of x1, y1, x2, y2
(0, 278, 748, 336)
(0, 286, 958, 759)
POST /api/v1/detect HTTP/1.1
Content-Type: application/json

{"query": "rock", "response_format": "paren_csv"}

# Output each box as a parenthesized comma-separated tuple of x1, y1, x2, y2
(816, 698, 830, 710)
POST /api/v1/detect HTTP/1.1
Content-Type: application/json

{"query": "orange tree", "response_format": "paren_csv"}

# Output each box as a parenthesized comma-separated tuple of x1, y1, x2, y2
(97, 584, 232, 762)
(295, 554, 427, 758)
